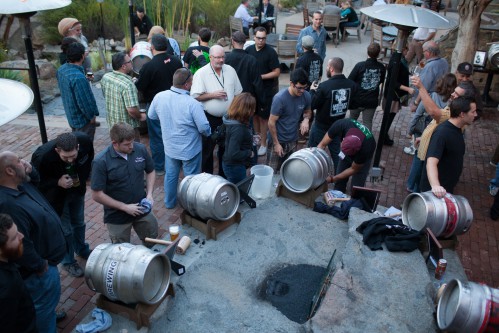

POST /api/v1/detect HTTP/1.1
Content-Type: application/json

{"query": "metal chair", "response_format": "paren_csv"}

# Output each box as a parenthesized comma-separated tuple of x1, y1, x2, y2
(323, 14, 341, 46)
(229, 15, 244, 49)
(277, 39, 298, 70)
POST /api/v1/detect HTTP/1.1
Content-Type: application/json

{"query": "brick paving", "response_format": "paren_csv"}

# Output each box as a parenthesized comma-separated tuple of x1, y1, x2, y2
(1, 98, 497, 332)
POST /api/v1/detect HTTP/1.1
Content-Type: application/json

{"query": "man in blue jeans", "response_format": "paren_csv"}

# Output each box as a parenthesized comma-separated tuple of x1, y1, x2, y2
(31, 132, 94, 277)
(0, 151, 66, 333)
(149, 68, 211, 208)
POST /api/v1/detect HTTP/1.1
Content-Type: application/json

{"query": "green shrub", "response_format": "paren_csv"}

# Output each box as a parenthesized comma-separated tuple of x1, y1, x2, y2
(280, 0, 301, 8)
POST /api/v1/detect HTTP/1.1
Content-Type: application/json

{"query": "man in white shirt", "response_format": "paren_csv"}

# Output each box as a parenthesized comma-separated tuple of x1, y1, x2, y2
(235, 0, 258, 37)
(190, 45, 243, 176)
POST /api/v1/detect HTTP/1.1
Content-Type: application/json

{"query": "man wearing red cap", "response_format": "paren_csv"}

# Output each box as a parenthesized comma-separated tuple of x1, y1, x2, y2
(317, 118, 375, 193)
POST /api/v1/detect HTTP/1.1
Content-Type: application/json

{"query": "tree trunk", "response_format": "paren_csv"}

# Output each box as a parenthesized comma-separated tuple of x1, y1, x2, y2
(451, 0, 491, 72)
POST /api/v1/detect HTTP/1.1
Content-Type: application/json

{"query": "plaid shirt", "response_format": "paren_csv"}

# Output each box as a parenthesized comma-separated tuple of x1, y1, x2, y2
(56, 63, 99, 129)
(101, 71, 140, 129)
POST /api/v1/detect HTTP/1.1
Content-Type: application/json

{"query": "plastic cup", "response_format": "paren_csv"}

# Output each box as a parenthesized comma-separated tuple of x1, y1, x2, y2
(169, 225, 180, 241)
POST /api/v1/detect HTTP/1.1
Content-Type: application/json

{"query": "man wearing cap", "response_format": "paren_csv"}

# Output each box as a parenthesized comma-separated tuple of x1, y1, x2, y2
(348, 42, 386, 132)
(308, 57, 356, 172)
(246, 27, 281, 157)
(455, 62, 483, 118)
(295, 35, 323, 89)
(296, 11, 327, 61)
(91, 122, 158, 245)
(56, 42, 100, 141)
(235, 0, 259, 37)
(135, 34, 183, 176)
(317, 118, 376, 193)
(133, 6, 153, 37)
(191, 45, 243, 176)
(225, 31, 265, 106)
(267, 68, 312, 172)
(410, 41, 449, 112)
(58, 18, 92, 72)
(101, 52, 146, 141)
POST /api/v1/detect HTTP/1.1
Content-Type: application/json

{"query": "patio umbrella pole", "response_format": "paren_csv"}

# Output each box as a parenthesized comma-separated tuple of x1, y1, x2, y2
(18, 13, 48, 143)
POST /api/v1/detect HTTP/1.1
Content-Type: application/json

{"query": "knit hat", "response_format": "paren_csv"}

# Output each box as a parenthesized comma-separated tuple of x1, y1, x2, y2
(301, 35, 314, 49)
(341, 128, 365, 156)
(232, 31, 247, 44)
(58, 18, 80, 36)
(457, 62, 473, 76)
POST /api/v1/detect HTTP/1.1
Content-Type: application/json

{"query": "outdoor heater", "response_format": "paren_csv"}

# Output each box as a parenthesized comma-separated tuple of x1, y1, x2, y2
(0, 0, 72, 143)
(360, 4, 457, 178)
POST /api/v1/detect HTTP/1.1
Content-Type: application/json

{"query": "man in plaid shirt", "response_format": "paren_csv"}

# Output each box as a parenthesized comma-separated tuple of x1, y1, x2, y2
(56, 42, 99, 141)
(101, 52, 146, 141)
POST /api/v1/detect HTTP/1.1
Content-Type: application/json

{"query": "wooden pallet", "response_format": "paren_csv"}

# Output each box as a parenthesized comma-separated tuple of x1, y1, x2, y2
(96, 283, 175, 329)
(181, 210, 241, 240)
(275, 179, 328, 208)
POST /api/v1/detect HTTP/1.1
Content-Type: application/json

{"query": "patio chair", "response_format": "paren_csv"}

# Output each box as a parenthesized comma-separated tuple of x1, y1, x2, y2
(342, 13, 362, 43)
(323, 13, 341, 46)
(285, 23, 303, 36)
(229, 15, 244, 49)
(277, 39, 298, 70)
(303, 8, 310, 27)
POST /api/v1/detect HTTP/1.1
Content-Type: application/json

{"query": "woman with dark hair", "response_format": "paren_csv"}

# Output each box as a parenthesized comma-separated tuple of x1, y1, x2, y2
(59, 37, 78, 65)
(222, 93, 256, 184)
(405, 73, 457, 193)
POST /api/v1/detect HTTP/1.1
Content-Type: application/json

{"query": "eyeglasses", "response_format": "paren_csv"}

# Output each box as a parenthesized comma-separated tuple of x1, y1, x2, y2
(180, 69, 192, 86)
(294, 84, 308, 91)
(211, 55, 225, 60)
(255, 36, 266, 40)
(124, 59, 132, 65)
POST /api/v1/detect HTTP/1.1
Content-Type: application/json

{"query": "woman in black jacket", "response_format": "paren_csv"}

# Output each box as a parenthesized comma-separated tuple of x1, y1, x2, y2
(222, 93, 256, 184)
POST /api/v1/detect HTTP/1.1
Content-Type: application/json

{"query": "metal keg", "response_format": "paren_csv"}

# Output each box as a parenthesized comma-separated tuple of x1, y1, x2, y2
(437, 279, 499, 332)
(402, 192, 473, 237)
(489, 43, 499, 68)
(130, 41, 152, 74)
(178, 173, 240, 221)
(280, 147, 333, 193)
(85, 243, 171, 304)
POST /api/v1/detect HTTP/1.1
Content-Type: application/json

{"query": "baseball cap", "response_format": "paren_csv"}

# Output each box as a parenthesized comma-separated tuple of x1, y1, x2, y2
(232, 31, 247, 44)
(58, 18, 80, 36)
(301, 35, 314, 49)
(341, 128, 365, 156)
(457, 62, 473, 76)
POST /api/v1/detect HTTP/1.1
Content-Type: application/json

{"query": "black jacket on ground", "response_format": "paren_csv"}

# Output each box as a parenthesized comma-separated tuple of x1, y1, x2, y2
(222, 116, 253, 166)
(31, 132, 94, 216)
(135, 52, 183, 103)
(348, 58, 386, 109)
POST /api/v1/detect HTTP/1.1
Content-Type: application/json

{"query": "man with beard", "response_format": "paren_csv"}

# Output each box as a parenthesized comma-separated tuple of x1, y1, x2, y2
(0, 151, 66, 333)
(101, 52, 146, 141)
(0, 213, 37, 333)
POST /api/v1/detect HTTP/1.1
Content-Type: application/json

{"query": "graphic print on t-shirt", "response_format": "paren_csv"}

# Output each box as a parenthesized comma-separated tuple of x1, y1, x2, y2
(330, 88, 351, 117)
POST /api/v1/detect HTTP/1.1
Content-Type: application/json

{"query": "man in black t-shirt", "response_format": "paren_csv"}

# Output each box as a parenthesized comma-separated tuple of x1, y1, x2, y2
(132, 6, 153, 37)
(420, 96, 477, 198)
(246, 27, 281, 157)
(318, 118, 375, 193)
(183, 27, 211, 74)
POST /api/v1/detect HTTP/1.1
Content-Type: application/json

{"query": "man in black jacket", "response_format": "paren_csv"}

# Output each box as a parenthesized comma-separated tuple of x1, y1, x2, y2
(295, 35, 323, 89)
(0, 151, 66, 333)
(136, 34, 183, 175)
(31, 132, 93, 277)
(348, 43, 386, 131)
(308, 57, 356, 172)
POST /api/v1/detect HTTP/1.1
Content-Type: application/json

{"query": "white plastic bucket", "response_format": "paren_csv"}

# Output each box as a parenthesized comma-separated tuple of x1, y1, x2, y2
(250, 165, 273, 199)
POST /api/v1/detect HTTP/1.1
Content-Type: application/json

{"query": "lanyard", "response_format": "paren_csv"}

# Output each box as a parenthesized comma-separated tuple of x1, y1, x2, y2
(210, 65, 224, 89)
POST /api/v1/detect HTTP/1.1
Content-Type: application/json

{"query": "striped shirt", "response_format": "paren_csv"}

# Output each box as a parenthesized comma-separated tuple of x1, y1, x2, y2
(101, 71, 140, 128)
(417, 107, 450, 161)
(56, 63, 99, 129)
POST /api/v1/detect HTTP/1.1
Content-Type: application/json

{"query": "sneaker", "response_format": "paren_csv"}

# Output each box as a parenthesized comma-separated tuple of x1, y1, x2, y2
(403, 146, 416, 155)
(258, 146, 267, 156)
(156, 170, 165, 176)
(63, 262, 84, 277)
(489, 184, 498, 197)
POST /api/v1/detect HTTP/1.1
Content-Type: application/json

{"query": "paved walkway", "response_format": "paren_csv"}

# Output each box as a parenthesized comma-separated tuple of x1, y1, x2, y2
(1, 10, 498, 333)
